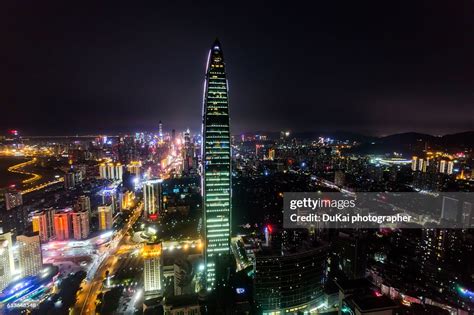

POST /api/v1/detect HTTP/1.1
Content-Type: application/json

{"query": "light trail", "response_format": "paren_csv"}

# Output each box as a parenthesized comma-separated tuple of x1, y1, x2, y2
(7, 158, 43, 185)
(21, 178, 64, 195)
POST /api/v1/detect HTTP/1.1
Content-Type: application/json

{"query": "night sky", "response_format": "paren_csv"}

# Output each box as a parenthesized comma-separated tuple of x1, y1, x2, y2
(1, 1, 474, 136)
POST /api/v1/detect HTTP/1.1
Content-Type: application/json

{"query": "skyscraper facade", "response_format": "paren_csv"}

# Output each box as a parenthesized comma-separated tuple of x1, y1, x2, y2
(143, 179, 163, 220)
(32, 208, 55, 242)
(98, 205, 113, 230)
(76, 195, 91, 217)
(53, 211, 72, 241)
(17, 233, 43, 277)
(202, 39, 232, 290)
(71, 211, 90, 240)
(142, 243, 162, 295)
(0, 232, 14, 290)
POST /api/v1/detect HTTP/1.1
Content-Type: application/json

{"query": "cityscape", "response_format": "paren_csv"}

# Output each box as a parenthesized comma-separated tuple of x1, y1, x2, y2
(1, 2, 474, 315)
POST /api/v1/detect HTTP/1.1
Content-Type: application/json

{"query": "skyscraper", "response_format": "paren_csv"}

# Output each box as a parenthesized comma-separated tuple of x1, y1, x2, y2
(143, 179, 163, 220)
(53, 211, 72, 241)
(142, 243, 162, 295)
(32, 208, 55, 242)
(0, 232, 14, 290)
(76, 195, 91, 218)
(98, 205, 113, 230)
(158, 120, 163, 143)
(71, 211, 90, 240)
(202, 39, 232, 290)
(17, 233, 43, 277)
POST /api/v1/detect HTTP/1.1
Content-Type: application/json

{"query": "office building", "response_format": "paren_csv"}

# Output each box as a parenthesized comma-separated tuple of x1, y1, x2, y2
(202, 39, 232, 290)
(255, 241, 329, 314)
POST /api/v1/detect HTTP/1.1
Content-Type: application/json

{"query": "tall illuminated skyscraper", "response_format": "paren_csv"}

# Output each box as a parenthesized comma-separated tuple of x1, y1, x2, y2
(143, 179, 163, 220)
(202, 39, 232, 290)
(142, 243, 162, 295)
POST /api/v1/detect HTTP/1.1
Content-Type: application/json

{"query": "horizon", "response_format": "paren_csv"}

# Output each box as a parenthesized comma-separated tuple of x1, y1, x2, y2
(6, 129, 474, 139)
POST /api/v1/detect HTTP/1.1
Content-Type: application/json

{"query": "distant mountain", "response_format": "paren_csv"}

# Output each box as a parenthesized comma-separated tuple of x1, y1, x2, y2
(237, 130, 375, 143)
(439, 131, 474, 149)
(236, 130, 473, 155)
(347, 131, 474, 155)
(293, 131, 376, 143)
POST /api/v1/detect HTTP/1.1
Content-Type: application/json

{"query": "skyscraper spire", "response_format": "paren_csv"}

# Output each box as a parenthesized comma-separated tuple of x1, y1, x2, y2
(202, 39, 232, 290)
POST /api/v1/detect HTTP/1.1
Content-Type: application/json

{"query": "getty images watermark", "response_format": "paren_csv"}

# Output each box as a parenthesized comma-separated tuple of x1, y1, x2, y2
(283, 192, 474, 229)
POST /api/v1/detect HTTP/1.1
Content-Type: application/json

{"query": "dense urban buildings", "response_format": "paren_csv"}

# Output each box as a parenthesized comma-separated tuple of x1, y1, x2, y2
(202, 39, 233, 290)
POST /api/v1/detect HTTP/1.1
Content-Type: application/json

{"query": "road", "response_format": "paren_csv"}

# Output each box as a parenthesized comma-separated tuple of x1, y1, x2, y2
(74, 203, 143, 315)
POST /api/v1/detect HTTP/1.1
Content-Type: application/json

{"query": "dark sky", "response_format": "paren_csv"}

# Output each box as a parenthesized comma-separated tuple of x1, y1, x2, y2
(1, 1, 474, 136)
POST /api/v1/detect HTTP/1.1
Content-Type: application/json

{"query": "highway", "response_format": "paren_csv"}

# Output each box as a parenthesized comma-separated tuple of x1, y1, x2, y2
(74, 202, 143, 315)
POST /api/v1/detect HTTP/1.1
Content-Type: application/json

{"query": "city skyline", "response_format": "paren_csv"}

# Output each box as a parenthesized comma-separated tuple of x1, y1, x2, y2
(2, 1, 474, 136)
(0, 2, 473, 314)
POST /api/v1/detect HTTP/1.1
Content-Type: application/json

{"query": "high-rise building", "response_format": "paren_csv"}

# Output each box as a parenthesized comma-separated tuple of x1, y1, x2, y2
(439, 160, 447, 173)
(77, 195, 91, 217)
(142, 243, 162, 295)
(99, 163, 124, 181)
(64, 171, 76, 189)
(143, 179, 163, 220)
(53, 211, 72, 241)
(70, 211, 90, 240)
(447, 161, 454, 175)
(158, 120, 163, 143)
(32, 208, 55, 242)
(202, 39, 232, 290)
(411, 156, 418, 172)
(183, 129, 195, 174)
(0, 232, 14, 290)
(255, 240, 328, 314)
(17, 233, 43, 277)
(5, 190, 23, 210)
(99, 163, 107, 179)
(98, 205, 113, 230)
(120, 190, 135, 210)
(127, 161, 142, 178)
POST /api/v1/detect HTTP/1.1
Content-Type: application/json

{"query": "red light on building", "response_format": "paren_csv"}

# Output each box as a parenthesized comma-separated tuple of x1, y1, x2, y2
(149, 214, 158, 221)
